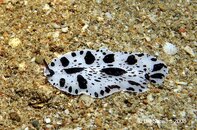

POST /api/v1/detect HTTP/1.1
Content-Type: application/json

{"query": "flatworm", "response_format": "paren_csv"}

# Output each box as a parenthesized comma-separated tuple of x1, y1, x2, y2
(44, 48, 168, 98)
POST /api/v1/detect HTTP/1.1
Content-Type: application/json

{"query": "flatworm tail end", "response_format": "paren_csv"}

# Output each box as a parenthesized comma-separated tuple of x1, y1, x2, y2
(149, 61, 168, 85)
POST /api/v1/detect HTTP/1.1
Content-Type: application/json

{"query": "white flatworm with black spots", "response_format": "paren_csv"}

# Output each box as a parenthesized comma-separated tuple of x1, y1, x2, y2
(44, 48, 168, 98)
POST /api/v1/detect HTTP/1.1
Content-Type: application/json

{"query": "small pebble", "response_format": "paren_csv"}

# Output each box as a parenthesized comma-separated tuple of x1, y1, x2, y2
(103, 103, 108, 107)
(173, 85, 182, 92)
(105, 12, 112, 20)
(96, 0, 102, 4)
(44, 117, 51, 124)
(183, 46, 195, 57)
(31, 119, 40, 129)
(85, 41, 93, 48)
(8, 37, 21, 48)
(144, 35, 151, 42)
(148, 14, 157, 23)
(163, 42, 178, 55)
(43, 4, 51, 11)
(108, 108, 113, 114)
(56, 120, 63, 125)
(158, 4, 167, 11)
(147, 94, 154, 103)
(18, 62, 26, 71)
(51, 23, 61, 29)
(97, 16, 104, 21)
(71, 113, 78, 120)
(61, 27, 69, 33)
(175, 81, 188, 85)
(35, 55, 44, 64)
(24, 127, 29, 130)
(0, 115, 3, 122)
(180, 111, 186, 117)
(9, 112, 21, 122)
(46, 124, 53, 128)
(73, 127, 82, 130)
(95, 118, 102, 127)
(64, 109, 70, 114)
(82, 24, 89, 32)
(194, 41, 197, 46)
(52, 31, 60, 39)
(79, 95, 95, 107)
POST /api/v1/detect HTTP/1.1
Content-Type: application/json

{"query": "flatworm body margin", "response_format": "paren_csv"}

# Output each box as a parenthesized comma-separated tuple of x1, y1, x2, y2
(44, 48, 168, 98)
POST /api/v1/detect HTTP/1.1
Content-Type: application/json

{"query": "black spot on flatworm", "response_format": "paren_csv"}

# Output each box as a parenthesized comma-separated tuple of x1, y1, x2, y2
(68, 86, 72, 93)
(51, 62, 55, 66)
(125, 55, 137, 65)
(105, 87, 111, 93)
(100, 90, 104, 96)
(128, 80, 141, 86)
(152, 63, 167, 72)
(126, 87, 135, 91)
(145, 73, 150, 80)
(150, 73, 165, 79)
(94, 92, 98, 97)
(94, 79, 101, 82)
(64, 67, 85, 74)
(151, 80, 156, 83)
(84, 51, 95, 64)
(71, 52, 76, 57)
(108, 85, 121, 89)
(129, 80, 146, 89)
(77, 75, 87, 89)
(59, 78, 65, 87)
(75, 89, 78, 94)
(47, 69, 54, 77)
(80, 51, 84, 55)
(151, 58, 157, 61)
(136, 53, 144, 57)
(60, 57, 69, 67)
(100, 68, 127, 76)
(103, 54, 115, 63)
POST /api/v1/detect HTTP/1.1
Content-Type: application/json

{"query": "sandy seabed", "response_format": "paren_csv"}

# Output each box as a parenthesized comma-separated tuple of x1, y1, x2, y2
(0, 0, 196, 129)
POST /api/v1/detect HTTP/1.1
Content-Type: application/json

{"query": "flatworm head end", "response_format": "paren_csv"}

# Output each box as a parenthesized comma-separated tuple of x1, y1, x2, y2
(43, 59, 54, 77)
